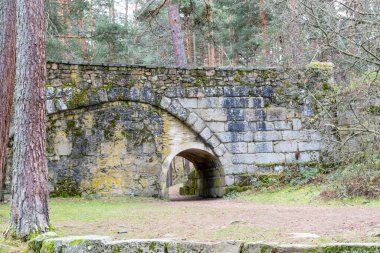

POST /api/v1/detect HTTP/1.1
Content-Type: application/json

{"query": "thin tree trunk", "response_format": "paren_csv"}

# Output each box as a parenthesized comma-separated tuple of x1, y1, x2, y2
(110, 0, 115, 23)
(287, 0, 303, 67)
(185, 18, 193, 66)
(79, 8, 87, 59)
(90, 0, 95, 60)
(193, 32, 197, 65)
(260, 0, 270, 63)
(7, 0, 50, 239)
(0, 0, 16, 202)
(168, 4, 187, 67)
(65, 0, 71, 34)
(125, 0, 129, 25)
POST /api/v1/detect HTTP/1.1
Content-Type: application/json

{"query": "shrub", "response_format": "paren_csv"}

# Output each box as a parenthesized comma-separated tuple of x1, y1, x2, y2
(321, 153, 380, 199)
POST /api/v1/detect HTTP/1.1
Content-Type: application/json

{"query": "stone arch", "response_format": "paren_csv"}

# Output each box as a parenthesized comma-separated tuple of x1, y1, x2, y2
(160, 142, 225, 199)
(50, 85, 228, 159)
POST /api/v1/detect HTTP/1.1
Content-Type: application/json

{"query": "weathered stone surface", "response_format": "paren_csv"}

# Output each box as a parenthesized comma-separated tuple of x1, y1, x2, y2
(232, 153, 286, 164)
(248, 142, 273, 153)
(5, 62, 332, 198)
(225, 142, 248, 154)
(274, 141, 298, 153)
(29, 236, 380, 253)
(267, 107, 287, 121)
(254, 131, 282, 142)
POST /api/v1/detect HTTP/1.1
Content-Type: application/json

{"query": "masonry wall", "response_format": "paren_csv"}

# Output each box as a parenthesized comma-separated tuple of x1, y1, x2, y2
(18, 61, 333, 197)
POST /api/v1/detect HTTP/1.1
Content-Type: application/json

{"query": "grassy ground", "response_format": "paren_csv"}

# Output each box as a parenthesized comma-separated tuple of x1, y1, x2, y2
(0, 185, 380, 252)
(238, 185, 380, 207)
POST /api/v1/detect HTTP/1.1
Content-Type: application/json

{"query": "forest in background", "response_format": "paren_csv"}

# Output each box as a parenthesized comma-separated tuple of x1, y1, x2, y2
(45, 0, 379, 74)
(47, 0, 380, 200)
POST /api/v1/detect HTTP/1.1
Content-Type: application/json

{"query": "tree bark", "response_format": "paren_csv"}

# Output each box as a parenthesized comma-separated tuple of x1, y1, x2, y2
(0, 0, 17, 202)
(168, 4, 187, 67)
(65, 0, 71, 34)
(8, 0, 50, 239)
(287, 0, 304, 67)
(184, 17, 193, 66)
(260, 0, 270, 63)
(79, 8, 87, 59)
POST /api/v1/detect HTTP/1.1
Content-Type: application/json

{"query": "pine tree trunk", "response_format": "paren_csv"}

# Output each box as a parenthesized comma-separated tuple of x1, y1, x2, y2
(185, 18, 193, 66)
(125, 0, 129, 25)
(65, 0, 71, 34)
(260, 0, 270, 63)
(287, 0, 303, 67)
(168, 4, 187, 67)
(79, 9, 87, 60)
(90, 0, 95, 60)
(0, 0, 16, 202)
(192, 32, 197, 65)
(8, 0, 50, 239)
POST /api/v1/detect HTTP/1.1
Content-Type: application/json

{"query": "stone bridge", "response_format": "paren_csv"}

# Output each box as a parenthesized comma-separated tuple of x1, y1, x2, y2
(44, 61, 332, 198)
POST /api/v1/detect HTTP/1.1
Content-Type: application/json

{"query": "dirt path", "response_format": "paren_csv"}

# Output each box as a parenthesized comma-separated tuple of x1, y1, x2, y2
(143, 198, 380, 243)
(40, 197, 380, 244)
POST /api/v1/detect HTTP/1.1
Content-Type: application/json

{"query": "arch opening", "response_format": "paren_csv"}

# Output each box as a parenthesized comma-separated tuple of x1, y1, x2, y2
(162, 147, 225, 200)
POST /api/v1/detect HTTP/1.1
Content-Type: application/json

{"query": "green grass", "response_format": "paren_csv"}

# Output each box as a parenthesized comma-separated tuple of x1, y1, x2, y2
(0, 189, 379, 250)
(238, 184, 380, 207)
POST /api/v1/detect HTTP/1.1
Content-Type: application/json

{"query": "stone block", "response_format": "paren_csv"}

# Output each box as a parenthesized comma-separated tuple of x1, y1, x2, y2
(140, 86, 155, 104)
(248, 142, 273, 153)
(298, 141, 322, 151)
(167, 100, 188, 120)
(232, 153, 286, 164)
(281, 130, 302, 141)
(274, 121, 292, 130)
(159, 97, 171, 110)
(216, 132, 244, 143)
(46, 100, 55, 114)
(227, 122, 247, 132)
(56, 99, 68, 111)
(46, 87, 55, 99)
(207, 122, 226, 133)
(225, 142, 248, 154)
(292, 118, 302, 130)
(129, 86, 140, 101)
(179, 98, 198, 108)
(267, 107, 287, 121)
(207, 135, 221, 148)
(198, 97, 220, 108)
(249, 122, 274, 131)
(274, 141, 298, 153)
(222, 97, 249, 108)
(223, 86, 250, 97)
(204, 86, 223, 96)
(249, 97, 264, 108)
(193, 118, 206, 133)
(225, 175, 235, 185)
(224, 164, 248, 174)
(214, 144, 227, 157)
(164, 86, 185, 98)
(226, 108, 245, 121)
(186, 112, 200, 126)
(285, 151, 320, 163)
(200, 127, 213, 141)
(196, 108, 227, 122)
(246, 109, 266, 121)
(262, 85, 274, 97)
(253, 131, 282, 141)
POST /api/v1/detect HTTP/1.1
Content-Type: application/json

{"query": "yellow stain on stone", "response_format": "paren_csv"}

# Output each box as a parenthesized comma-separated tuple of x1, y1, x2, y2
(54, 131, 72, 156)
(162, 113, 172, 160)
(90, 170, 126, 192)
(70, 72, 78, 85)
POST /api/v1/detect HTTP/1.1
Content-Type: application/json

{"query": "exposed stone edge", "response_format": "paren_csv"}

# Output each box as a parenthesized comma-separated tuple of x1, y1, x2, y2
(47, 60, 287, 71)
(28, 235, 380, 253)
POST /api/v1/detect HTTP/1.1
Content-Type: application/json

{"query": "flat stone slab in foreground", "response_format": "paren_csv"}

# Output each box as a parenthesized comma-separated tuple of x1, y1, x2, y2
(28, 234, 380, 253)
